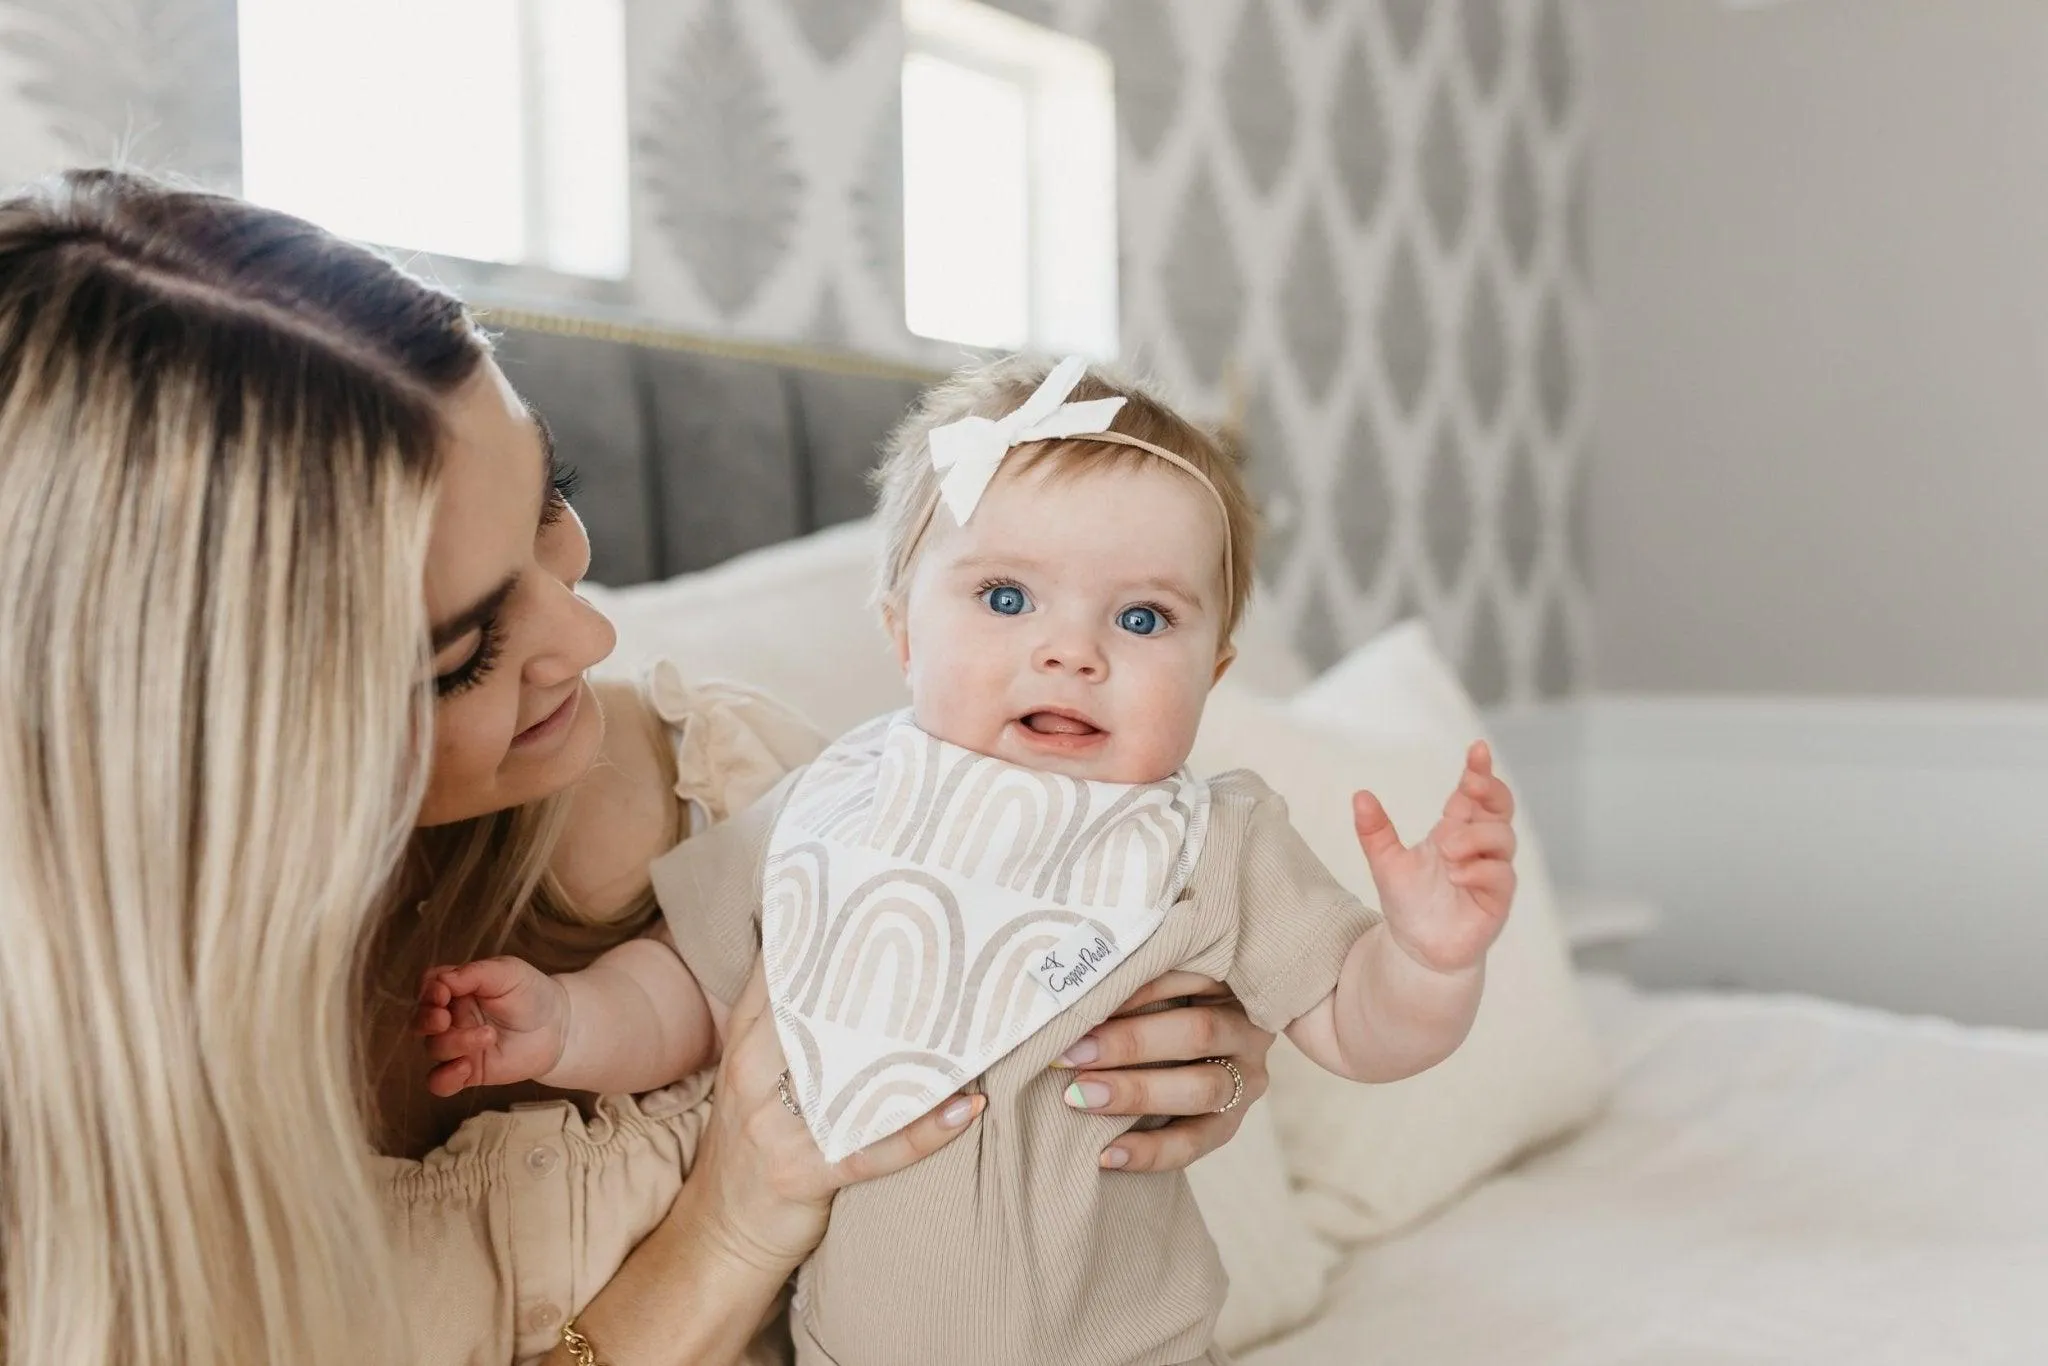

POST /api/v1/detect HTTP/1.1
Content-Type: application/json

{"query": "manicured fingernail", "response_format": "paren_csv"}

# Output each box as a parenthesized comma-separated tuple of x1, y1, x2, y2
(1064, 1081, 1110, 1110)
(1100, 1146, 1131, 1169)
(942, 1097, 976, 1127)
(1054, 1037, 1099, 1068)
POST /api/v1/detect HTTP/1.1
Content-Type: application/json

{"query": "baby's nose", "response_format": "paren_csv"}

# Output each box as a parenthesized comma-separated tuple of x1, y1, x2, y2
(1033, 633, 1106, 679)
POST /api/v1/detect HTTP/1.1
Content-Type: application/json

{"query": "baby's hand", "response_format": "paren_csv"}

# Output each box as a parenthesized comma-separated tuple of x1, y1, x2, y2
(1352, 741, 1519, 977)
(414, 957, 569, 1097)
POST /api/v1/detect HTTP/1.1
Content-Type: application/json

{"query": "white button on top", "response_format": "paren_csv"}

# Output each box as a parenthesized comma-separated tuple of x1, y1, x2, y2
(525, 1143, 559, 1177)
(524, 1301, 561, 1334)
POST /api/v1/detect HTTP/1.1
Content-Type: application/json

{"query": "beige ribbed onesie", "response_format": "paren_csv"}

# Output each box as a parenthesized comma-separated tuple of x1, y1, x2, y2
(651, 764, 1379, 1366)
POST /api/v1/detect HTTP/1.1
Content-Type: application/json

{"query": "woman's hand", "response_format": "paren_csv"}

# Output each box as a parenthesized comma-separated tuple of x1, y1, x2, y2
(546, 959, 981, 1366)
(1050, 972, 1276, 1172)
(688, 959, 985, 1272)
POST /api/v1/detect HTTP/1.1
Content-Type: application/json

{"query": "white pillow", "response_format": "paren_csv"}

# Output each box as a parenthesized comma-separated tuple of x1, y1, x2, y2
(1191, 621, 1606, 1245)
(581, 522, 908, 737)
(582, 519, 1312, 736)
(1187, 1101, 1341, 1354)
(1293, 617, 1492, 744)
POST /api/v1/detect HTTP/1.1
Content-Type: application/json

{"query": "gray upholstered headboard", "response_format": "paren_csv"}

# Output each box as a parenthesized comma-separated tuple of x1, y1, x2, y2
(485, 308, 941, 588)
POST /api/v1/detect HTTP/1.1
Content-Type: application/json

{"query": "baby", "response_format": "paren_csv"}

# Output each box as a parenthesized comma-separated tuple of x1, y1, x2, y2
(417, 357, 1518, 1366)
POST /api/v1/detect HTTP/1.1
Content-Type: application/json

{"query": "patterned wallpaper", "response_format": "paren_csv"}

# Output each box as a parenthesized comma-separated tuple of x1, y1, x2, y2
(0, 0, 1594, 703)
(621, 0, 1596, 702)
(0, 0, 239, 190)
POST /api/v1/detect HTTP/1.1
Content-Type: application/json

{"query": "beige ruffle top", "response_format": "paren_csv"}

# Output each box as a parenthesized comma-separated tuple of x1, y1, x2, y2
(376, 665, 829, 1366)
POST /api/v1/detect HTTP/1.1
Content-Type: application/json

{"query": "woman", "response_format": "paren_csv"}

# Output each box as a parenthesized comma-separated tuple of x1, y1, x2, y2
(0, 169, 1277, 1366)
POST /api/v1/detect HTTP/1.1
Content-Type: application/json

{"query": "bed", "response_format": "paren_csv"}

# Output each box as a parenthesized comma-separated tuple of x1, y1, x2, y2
(489, 311, 2048, 1364)
(1246, 975, 2048, 1365)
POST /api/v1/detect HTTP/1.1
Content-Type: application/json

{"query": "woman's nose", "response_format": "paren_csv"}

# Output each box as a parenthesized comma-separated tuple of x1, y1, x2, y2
(526, 584, 617, 687)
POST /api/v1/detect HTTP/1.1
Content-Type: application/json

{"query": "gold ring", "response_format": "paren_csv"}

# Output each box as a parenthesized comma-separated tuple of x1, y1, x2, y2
(1203, 1057, 1244, 1114)
(775, 1069, 803, 1119)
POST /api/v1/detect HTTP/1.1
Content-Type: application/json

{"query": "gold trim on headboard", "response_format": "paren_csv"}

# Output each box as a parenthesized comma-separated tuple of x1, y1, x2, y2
(473, 304, 948, 384)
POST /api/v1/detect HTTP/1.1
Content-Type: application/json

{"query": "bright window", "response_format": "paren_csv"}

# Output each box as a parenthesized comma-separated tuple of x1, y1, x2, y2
(237, 0, 629, 278)
(900, 0, 1119, 358)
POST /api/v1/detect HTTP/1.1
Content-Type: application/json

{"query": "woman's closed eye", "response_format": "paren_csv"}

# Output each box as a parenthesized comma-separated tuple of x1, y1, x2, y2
(978, 580, 1034, 616)
(432, 450, 580, 699)
(435, 612, 505, 697)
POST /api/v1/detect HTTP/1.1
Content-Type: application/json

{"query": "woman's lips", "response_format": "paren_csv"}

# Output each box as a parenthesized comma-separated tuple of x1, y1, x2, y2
(511, 686, 580, 749)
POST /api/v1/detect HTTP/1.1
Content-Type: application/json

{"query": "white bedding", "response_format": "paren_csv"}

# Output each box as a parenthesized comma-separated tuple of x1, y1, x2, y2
(1245, 976, 2048, 1365)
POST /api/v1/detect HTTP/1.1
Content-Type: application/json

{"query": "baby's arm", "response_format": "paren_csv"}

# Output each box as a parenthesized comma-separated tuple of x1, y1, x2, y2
(1281, 742, 1518, 1083)
(546, 930, 718, 1092)
(1284, 927, 1485, 1082)
(416, 930, 716, 1097)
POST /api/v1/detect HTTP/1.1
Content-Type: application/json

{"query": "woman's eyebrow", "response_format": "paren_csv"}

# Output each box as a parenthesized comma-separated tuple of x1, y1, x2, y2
(431, 574, 518, 652)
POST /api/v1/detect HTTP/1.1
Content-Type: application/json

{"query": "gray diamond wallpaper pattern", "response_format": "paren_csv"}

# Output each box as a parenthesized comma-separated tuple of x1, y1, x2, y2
(0, 0, 240, 190)
(620, 0, 1595, 704)
(0, 0, 1594, 704)
(638, 0, 804, 317)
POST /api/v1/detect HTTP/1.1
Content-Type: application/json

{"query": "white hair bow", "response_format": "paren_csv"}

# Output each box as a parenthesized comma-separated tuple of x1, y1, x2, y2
(928, 356, 1128, 525)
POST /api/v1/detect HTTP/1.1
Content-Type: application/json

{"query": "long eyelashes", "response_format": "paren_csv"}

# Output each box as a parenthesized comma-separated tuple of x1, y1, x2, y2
(434, 612, 505, 698)
(437, 463, 576, 699)
(540, 463, 581, 529)
(1130, 601, 1178, 628)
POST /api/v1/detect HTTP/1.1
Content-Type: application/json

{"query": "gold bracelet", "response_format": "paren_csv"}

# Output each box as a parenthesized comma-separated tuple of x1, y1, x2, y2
(560, 1317, 607, 1366)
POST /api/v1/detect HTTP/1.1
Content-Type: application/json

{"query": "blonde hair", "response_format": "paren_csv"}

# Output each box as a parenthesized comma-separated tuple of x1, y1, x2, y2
(0, 170, 480, 1365)
(871, 355, 1260, 641)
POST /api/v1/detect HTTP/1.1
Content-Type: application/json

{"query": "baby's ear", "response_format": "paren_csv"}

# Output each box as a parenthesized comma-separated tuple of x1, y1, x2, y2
(883, 603, 911, 674)
(1211, 642, 1237, 686)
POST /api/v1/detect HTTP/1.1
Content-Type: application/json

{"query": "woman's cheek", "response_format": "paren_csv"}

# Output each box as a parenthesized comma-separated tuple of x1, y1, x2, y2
(432, 689, 514, 784)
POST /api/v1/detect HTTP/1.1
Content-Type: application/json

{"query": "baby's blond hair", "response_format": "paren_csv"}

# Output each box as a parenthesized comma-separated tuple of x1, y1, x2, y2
(871, 356, 1259, 644)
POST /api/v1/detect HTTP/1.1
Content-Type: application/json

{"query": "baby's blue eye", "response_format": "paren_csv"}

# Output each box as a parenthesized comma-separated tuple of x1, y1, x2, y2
(983, 584, 1031, 616)
(1118, 606, 1164, 636)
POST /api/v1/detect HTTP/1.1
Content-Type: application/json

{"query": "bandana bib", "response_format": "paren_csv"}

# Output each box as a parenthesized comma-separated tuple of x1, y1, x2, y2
(762, 711, 1210, 1161)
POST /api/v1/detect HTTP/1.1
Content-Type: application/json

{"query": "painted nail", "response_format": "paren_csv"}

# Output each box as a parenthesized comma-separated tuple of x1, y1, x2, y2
(1054, 1037, 1100, 1068)
(1100, 1146, 1131, 1169)
(1064, 1081, 1110, 1110)
(942, 1097, 976, 1128)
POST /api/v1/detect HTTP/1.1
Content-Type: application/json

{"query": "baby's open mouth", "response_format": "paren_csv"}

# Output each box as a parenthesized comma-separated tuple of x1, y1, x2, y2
(1020, 710, 1102, 737)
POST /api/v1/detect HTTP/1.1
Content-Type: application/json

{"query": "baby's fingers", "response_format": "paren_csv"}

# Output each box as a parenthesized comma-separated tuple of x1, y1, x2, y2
(1438, 820, 1516, 864)
(1449, 861, 1517, 916)
(413, 1002, 454, 1037)
(425, 1024, 496, 1064)
(417, 968, 454, 1009)
(426, 1057, 477, 1098)
(1456, 744, 1516, 820)
(1352, 790, 1406, 867)
(434, 958, 519, 1000)
(1441, 776, 1511, 828)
